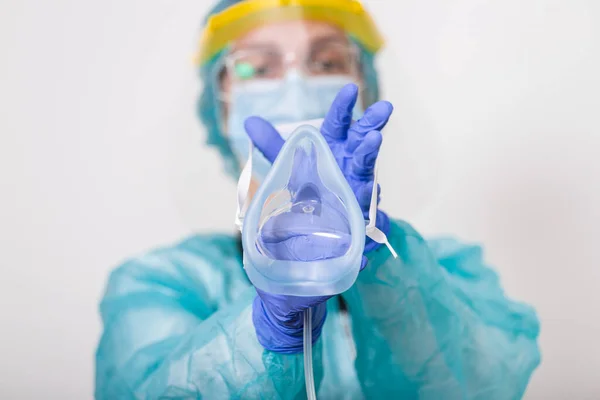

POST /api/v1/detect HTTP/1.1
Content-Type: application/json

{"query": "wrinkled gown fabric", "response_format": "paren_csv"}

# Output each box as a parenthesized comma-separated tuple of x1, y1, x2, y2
(96, 219, 540, 399)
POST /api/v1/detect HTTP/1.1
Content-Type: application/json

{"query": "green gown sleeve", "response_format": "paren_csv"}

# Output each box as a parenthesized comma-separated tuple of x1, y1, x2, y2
(95, 235, 323, 399)
(342, 219, 541, 399)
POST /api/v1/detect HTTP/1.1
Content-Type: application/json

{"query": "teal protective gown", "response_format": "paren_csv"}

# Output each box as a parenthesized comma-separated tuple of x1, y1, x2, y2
(96, 219, 540, 399)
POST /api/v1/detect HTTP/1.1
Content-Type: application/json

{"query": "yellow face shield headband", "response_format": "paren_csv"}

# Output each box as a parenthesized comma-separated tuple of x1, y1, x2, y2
(196, 0, 385, 65)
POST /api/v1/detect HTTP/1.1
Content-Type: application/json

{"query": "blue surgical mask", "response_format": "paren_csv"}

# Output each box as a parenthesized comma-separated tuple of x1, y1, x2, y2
(226, 71, 364, 180)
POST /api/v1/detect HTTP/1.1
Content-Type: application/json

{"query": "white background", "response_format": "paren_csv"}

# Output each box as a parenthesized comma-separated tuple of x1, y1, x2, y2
(1, 0, 598, 398)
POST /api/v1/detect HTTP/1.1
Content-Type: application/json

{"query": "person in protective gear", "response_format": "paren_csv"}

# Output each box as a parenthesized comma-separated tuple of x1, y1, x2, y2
(95, 1, 541, 399)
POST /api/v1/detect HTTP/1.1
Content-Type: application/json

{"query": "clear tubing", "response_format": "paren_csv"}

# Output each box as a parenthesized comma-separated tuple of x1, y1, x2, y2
(303, 308, 317, 400)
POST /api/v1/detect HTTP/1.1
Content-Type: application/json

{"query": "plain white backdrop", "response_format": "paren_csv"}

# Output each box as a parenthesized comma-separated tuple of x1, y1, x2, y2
(1, 0, 598, 398)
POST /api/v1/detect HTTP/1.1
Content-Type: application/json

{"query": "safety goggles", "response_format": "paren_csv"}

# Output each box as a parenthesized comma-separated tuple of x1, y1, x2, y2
(223, 41, 361, 83)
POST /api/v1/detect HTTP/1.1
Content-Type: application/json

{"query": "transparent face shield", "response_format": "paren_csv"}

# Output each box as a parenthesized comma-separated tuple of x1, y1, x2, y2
(196, 0, 384, 123)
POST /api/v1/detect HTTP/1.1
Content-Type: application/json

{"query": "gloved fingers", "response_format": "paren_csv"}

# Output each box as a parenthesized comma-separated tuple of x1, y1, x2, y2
(355, 181, 381, 210)
(320, 83, 359, 143)
(346, 101, 393, 153)
(351, 130, 383, 181)
(244, 116, 284, 163)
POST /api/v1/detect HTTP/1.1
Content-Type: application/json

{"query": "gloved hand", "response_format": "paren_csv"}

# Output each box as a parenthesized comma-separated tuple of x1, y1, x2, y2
(245, 83, 393, 353)
(253, 218, 368, 353)
(247, 83, 393, 253)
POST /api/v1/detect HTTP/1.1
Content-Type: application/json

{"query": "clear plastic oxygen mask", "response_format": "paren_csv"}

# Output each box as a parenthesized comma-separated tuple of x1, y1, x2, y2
(240, 125, 366, 297)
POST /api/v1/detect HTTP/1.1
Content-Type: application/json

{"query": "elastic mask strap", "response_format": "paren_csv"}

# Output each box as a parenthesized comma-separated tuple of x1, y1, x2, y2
(235, 140, 253, 231)
(365, 159, 398, 258)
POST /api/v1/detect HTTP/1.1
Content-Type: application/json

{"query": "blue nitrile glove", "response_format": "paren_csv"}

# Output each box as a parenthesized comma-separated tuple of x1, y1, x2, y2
(245, 84, 392, 353)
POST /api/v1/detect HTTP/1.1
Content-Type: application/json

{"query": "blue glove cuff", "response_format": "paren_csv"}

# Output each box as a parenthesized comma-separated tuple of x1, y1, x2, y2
(364, 210, 391, 253)
(252, 296, 327, 354)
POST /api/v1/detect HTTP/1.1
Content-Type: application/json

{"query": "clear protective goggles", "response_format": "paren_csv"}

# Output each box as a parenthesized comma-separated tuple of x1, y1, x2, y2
(223, 40, 361, 84)
(216, 39, 366, 113)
